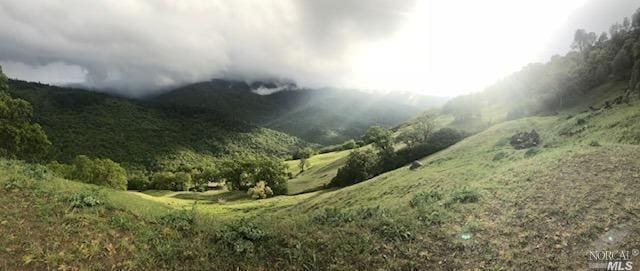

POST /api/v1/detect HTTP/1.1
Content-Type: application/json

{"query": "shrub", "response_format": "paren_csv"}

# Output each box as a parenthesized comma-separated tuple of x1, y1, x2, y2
(216, 220, 267, 254)
(312, 208, 355, 225)
(69, 155, 127, 190)
(372, 218, 414, 241)
(417, 209, 448, 226)
(22, 164, 49, 181)
(524, 148, 539, 158)
(410, 191, 442, 208)
(3, 176, 25, 191)
(68, 191, 102, 208)
(127, 171, 150, 191)
(493, 151, 507, 161)
(247, 181, 274, 199)
(451, 187, 480, 204)
(395, 128, 466, 167)
(329, 149, 379, 187)
(148, 171, 193, 191)
(159, 209, 196, 232)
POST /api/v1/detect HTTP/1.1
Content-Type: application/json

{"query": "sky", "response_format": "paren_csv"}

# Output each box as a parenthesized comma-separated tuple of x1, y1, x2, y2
(0, 0, 637, 97)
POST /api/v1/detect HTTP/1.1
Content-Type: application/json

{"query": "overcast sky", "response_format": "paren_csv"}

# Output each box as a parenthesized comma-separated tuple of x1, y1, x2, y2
(0, 0, 637, 97)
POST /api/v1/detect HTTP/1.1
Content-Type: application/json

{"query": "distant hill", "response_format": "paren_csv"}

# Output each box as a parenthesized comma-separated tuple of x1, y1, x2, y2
(152, 80, 448, 145)
(7, 80, 305, 168)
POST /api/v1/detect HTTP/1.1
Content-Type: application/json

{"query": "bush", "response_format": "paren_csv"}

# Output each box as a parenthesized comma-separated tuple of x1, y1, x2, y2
(3, 176, 25, 191)
(247, 181, 273, 199)
(216, 220, 267, 254)
(451, 187, 480, 204)
(372, 218, 414, 241)
(68, 155, 127, 190)
(395, 128, 466, 167)
(159, 209, 196, 232)
(68, 191, 102, 208)
(329, 149, 379, 187)
(127, 171, 151, 191)
(312, 208, 355, 225)
(22, 164, 50, 181)
(149, 171, 193, 191)
(410, 191, 442, 208)
(493, 151, 507, 161)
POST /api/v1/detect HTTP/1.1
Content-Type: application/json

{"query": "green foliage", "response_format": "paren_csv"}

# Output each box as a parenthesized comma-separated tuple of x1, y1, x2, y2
(7, 80, 304, 169)
(395, 128, 467, 166)
(150, 172, 183, 191)
(68, 191, 103, 208)
(0, 68, 51, 161)
(330, 149, 378, 187)
(451, 187, 480, 204)
(293, 147, 314, 172)
(69, 155, 128, 190)
(410, 191, 442, 208)
(158, 209, 196, 232)
(397, 114, 436, 149)
(126, 169, 151, 190)
(3, 176, 26, 191)
(247, 181, 274, 199)
(215, 220, 267, 254)
(312, 208, 355, 225)
(362, 126, 393, 152)
(217, 154, 288, 195)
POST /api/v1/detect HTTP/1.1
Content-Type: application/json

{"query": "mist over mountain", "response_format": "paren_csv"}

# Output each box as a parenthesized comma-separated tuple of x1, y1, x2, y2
(152, 79, 448, 144)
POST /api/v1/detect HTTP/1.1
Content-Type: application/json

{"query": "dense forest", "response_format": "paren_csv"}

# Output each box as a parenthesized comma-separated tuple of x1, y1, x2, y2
(153, 80, 446, 145)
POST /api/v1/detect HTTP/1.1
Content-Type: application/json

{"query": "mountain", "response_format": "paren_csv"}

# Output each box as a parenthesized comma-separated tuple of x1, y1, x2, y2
(152, 79, 448, 145)
(6, 80, 305, 169)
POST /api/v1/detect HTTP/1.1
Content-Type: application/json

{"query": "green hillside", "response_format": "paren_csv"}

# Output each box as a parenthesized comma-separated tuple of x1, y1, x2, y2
(6, 80, 305, 168)
(2, 80, 639, 270)
(152, 80, 447, 145)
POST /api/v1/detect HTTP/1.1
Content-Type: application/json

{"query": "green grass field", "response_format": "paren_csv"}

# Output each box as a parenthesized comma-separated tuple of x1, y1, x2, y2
(1, 84, 639, 270)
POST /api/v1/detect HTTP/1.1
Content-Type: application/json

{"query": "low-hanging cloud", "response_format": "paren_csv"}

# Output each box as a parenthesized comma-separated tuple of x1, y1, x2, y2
(0, 0, 416, 97)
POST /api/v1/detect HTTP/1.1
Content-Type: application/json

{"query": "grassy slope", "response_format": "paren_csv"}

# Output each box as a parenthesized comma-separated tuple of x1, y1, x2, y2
(284, 150, 351, 194)
(1, 83, 639, 269)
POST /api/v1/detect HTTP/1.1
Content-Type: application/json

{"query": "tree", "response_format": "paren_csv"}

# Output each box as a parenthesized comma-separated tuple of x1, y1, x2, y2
(610, 23, 622, 38)
(396, 114, 435, 149)
(597, 32, 608, 44)
(612, 48, 633, 79)
(69, 155, 127, 190)
(0, 66, 51, 161)
(294, 148, 313, 173)
(362, 126, 393, 153)
(330, 149, 378, 187)
(633, 8, 640, 28)
(218, 154, 288, 195)
(623, 17, 631, 31)
(571, 29, 596, 52)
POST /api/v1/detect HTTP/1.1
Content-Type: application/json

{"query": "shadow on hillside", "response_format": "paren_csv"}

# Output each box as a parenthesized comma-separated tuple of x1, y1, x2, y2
(171, 190, 249, 203)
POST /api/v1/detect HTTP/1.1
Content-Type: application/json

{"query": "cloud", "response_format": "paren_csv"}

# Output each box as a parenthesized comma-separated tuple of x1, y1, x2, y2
(0, 0, 416, 97)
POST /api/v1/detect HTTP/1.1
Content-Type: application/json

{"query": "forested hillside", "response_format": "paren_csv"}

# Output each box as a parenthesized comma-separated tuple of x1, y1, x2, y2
(153, 80, 447, 145)
(7, 80, 305, 169)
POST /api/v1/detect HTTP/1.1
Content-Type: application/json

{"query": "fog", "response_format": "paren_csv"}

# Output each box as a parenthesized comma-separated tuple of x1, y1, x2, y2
(0, 0, 637, 97)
